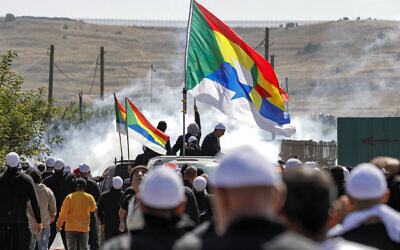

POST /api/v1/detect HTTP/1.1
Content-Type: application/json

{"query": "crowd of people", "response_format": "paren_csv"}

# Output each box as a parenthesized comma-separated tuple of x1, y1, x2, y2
(1, 103, 400, 250)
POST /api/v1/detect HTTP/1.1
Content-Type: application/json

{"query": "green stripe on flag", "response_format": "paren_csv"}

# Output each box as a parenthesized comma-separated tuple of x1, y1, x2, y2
(186, 1, 224, 90)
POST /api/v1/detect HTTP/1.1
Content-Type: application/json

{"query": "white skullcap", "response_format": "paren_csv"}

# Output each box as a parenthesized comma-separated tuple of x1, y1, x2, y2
(112, 176, 123, 189)
(64, 165, 71, 172)
(212, 145, 281, 188)
(346, 163, 387, 199)
(140, 167, 185, 209)
(46, 157, 56, 167)
(34, 162, 42, 168)
(18, 162, 22, 169)
(27, 165, 35, 172)
(5, 152, 20, 168)
(188, 136, 197, 143)
(284, 158, 302, 171)
(54, 159, 65, 170)
(304, 161, 320, 171)
(193, 176, 207, 191)
(79, 163, 90, 173)
(215, 122, 226, 130)
(342, 166, 350, 181)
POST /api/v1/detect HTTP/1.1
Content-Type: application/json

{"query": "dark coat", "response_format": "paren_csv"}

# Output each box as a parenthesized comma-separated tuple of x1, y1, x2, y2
(184, 186, 199, 225)
(194, 191, 213, 223)
(174, 216, 319, 250)
(172, 112, 201, 156)
(130, 214, 195, 250)
(97, 188, 124, 240)
(387, 175, 400, 212)
(185, 144, 201, 156)
(0, 169, 41, 224)
(119, 186, 135, 211)
(341, 222, 400, 249)
(201, 132, 220, 156)
(43, 171, 76, 211)
(83, 177, 100, 202)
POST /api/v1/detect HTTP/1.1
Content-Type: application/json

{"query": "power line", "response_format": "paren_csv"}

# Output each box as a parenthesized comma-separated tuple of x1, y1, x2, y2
(14, 53, 48, 73)
(87, 56, 99, 95)
(54, 62, 78, 82)
(107, 54, 137, 74)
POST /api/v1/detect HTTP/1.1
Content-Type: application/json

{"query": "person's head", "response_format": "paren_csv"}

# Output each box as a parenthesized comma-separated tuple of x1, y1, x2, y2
(46, 157, 56, 172)
(281, 166, 337, 241)
(157, 121, 167, 133)
(370, 156, 400, 177)
(139, 167, 185, 218)
(197, 168, 204, 176)
(54, 159, 65, 173)
(5, 152, 20, 171)
(211, 146, 285, 234)
(187, 123, 200, 137)
(26, 165, 35, 174)
(130, 165, 149, 192)
(30, 171, 41, 184)
(79, 163, 91, 178)
(188, 136, 197, 146)
(112, 176, 123, 190)
(76, 178, 87, 191)
(329, 166, 346, 196)
(193, 176, 207, 192)
(183, 165, 197, 183)
(35, 162, 45, 173)
(64, 165, 71, 172)
(284, 158, 302, 171)
(180, 164, 190, 178)
(346, 163, 389, 211)
(213, 123, 226, 138)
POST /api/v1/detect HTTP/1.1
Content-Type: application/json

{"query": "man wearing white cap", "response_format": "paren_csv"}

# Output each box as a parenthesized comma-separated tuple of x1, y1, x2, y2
(174, 146, 318, 250)
(97, 176, 124, 240)
(79, 163, 100, 250)
(102, 167, 195, 250)
(43, 158, 76, 249)
(42, 157, 56, 180)
(328, 163, 400, 249)
(193, 176, 213, 223)
(201, 123, 225, 156)
(284, 158, 302, 171)
(0, 152, 43, 249)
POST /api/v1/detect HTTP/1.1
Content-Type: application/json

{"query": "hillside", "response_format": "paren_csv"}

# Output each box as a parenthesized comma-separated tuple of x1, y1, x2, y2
(1, 17, 400, 117)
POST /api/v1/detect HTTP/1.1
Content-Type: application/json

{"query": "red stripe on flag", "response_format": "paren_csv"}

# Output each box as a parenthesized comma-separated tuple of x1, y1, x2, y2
(127, 99, 170, 142)
(115, 95, 126, 114)
(195, 0, 289, 102)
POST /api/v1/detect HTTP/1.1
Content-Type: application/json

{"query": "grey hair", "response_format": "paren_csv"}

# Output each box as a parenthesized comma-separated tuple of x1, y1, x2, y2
(187, 123, 199, 136)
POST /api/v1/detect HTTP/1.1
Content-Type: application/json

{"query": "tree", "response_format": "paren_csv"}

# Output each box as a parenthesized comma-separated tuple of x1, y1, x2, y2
(4, 13, 16, 23)
(0, 50, 62, 163)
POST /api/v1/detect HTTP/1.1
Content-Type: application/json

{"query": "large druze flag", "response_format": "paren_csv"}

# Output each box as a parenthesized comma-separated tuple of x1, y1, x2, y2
(114, 94, 127, 135)
(186, 0, 296, 137)
(125, 98, 170, 155)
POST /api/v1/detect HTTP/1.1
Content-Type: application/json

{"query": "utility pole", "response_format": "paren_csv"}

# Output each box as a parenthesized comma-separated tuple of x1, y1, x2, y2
(150, 64, 156, 103)
(271, 54, 275, 69)
(79, 92, 83, 123)
(100, 46, 104, 100)
(264, 27, 269, 62)
(48, 44, 54, 104)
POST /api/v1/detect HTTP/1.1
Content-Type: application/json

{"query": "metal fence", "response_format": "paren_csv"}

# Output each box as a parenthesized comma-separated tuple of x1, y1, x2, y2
(77, 19, 325, 28)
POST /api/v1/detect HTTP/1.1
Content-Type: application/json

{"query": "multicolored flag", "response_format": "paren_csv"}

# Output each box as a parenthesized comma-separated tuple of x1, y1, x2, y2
(114, 94, 126, 135)
(125, 98, 170, 155)
(185, 0, 295, 137)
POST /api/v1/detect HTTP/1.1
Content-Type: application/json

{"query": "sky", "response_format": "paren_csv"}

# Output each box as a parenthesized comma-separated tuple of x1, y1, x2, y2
(1, 0, 400, 21)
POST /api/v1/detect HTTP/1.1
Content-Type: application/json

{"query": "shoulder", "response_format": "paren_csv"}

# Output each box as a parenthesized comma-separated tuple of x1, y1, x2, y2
(262, 231, 320, 250)
(101, 233, 130, 250)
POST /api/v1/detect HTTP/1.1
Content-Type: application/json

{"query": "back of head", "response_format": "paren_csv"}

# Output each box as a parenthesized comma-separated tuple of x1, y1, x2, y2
(193, 176, 207, 192)
(31, 171, 41, 184)
(46, 157, 56, 168)
(140, 167, 185, 211)
(329, 166, 345, 196)
(76, 178, 87, 190)
(157, 121, 167, 133)
(371, 156, 400, 177)
(54, 159, 65, 172)
(284, 158, 302, 171)
(184, 166, 197, 180)
(180, 164, 190, 177)
(5, 152, 20, 168)
(282, 166, 337, 236)
(187, 123, 199, 137)
(112, 176, 123, 190)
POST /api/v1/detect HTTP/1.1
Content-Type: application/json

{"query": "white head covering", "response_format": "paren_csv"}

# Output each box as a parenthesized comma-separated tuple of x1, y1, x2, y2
(27, 165, 35, 172)
(284, 158, 302, 171)
(46, 157, 56, 168)
(304, 161, 320, 171)
(193, 176, 207, 191)
(342, 166, 350, 181)
(188, 136, 197, 143)
(18, 162, 22, 169)
(112, 176, 123, 189)
(34, 162, 43, 168)
(79, 163, 90, 173)
(54, 159, 65, 170)
(346, 163, 387, 199)
(187, 123, 200, 136)
(211, 145, 281, 188)
(5, 152, 20, 168)
(140, 167, 185, 209)
(64, 165, 71, 172)
(215, 123, 226, 130)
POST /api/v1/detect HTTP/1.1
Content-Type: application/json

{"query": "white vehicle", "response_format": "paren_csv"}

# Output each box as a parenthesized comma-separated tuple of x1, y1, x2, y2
(147, 156, 219, 175)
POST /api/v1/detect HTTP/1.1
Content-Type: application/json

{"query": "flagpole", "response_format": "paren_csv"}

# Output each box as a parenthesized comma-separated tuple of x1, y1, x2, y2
(114, 93, 124, 162)
(125, 97, 131, 167)
(183, 0, 194, 157)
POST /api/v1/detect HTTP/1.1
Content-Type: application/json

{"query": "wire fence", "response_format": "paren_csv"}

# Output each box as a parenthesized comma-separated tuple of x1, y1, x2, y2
(77, 19, 326, 28)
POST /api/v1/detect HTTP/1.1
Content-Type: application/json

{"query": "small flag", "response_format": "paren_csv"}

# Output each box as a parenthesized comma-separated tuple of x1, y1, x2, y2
(114, 94, 126, 135)
(125, 98, 170, 155)
(185, 0, 295, 137)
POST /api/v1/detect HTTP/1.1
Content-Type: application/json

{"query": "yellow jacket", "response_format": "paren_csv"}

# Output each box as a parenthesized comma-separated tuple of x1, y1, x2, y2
(56, 191, 96, 232)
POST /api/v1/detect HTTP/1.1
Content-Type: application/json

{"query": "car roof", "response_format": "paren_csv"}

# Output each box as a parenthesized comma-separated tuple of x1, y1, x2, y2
(147, 156, 219, 174)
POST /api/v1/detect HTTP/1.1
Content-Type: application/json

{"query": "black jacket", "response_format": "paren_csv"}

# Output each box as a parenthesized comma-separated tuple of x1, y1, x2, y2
(172, 112, 201, 156)
(174, 216, 319, 250)
(83, 177, 100, 202)
(194, 191, 213, 223)
(119, 186, 136, 211)
(201, 133, 220, 156)
(43, 171, 76, 211)
(341, 222, 400, 249)
(0, 169, 41, 224)
(387, 175, 400, 212)
(130, 214, 195, 250)
(97, 188, 124, 240)
(184, 186, 199, 225)
(185, 144, 201, 156)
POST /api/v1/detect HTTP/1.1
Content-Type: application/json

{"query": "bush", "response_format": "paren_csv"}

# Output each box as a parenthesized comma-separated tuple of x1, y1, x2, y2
(63, 24, 69, 30)
(4, 13, 16, 23)
(297, 42, 322, 55)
